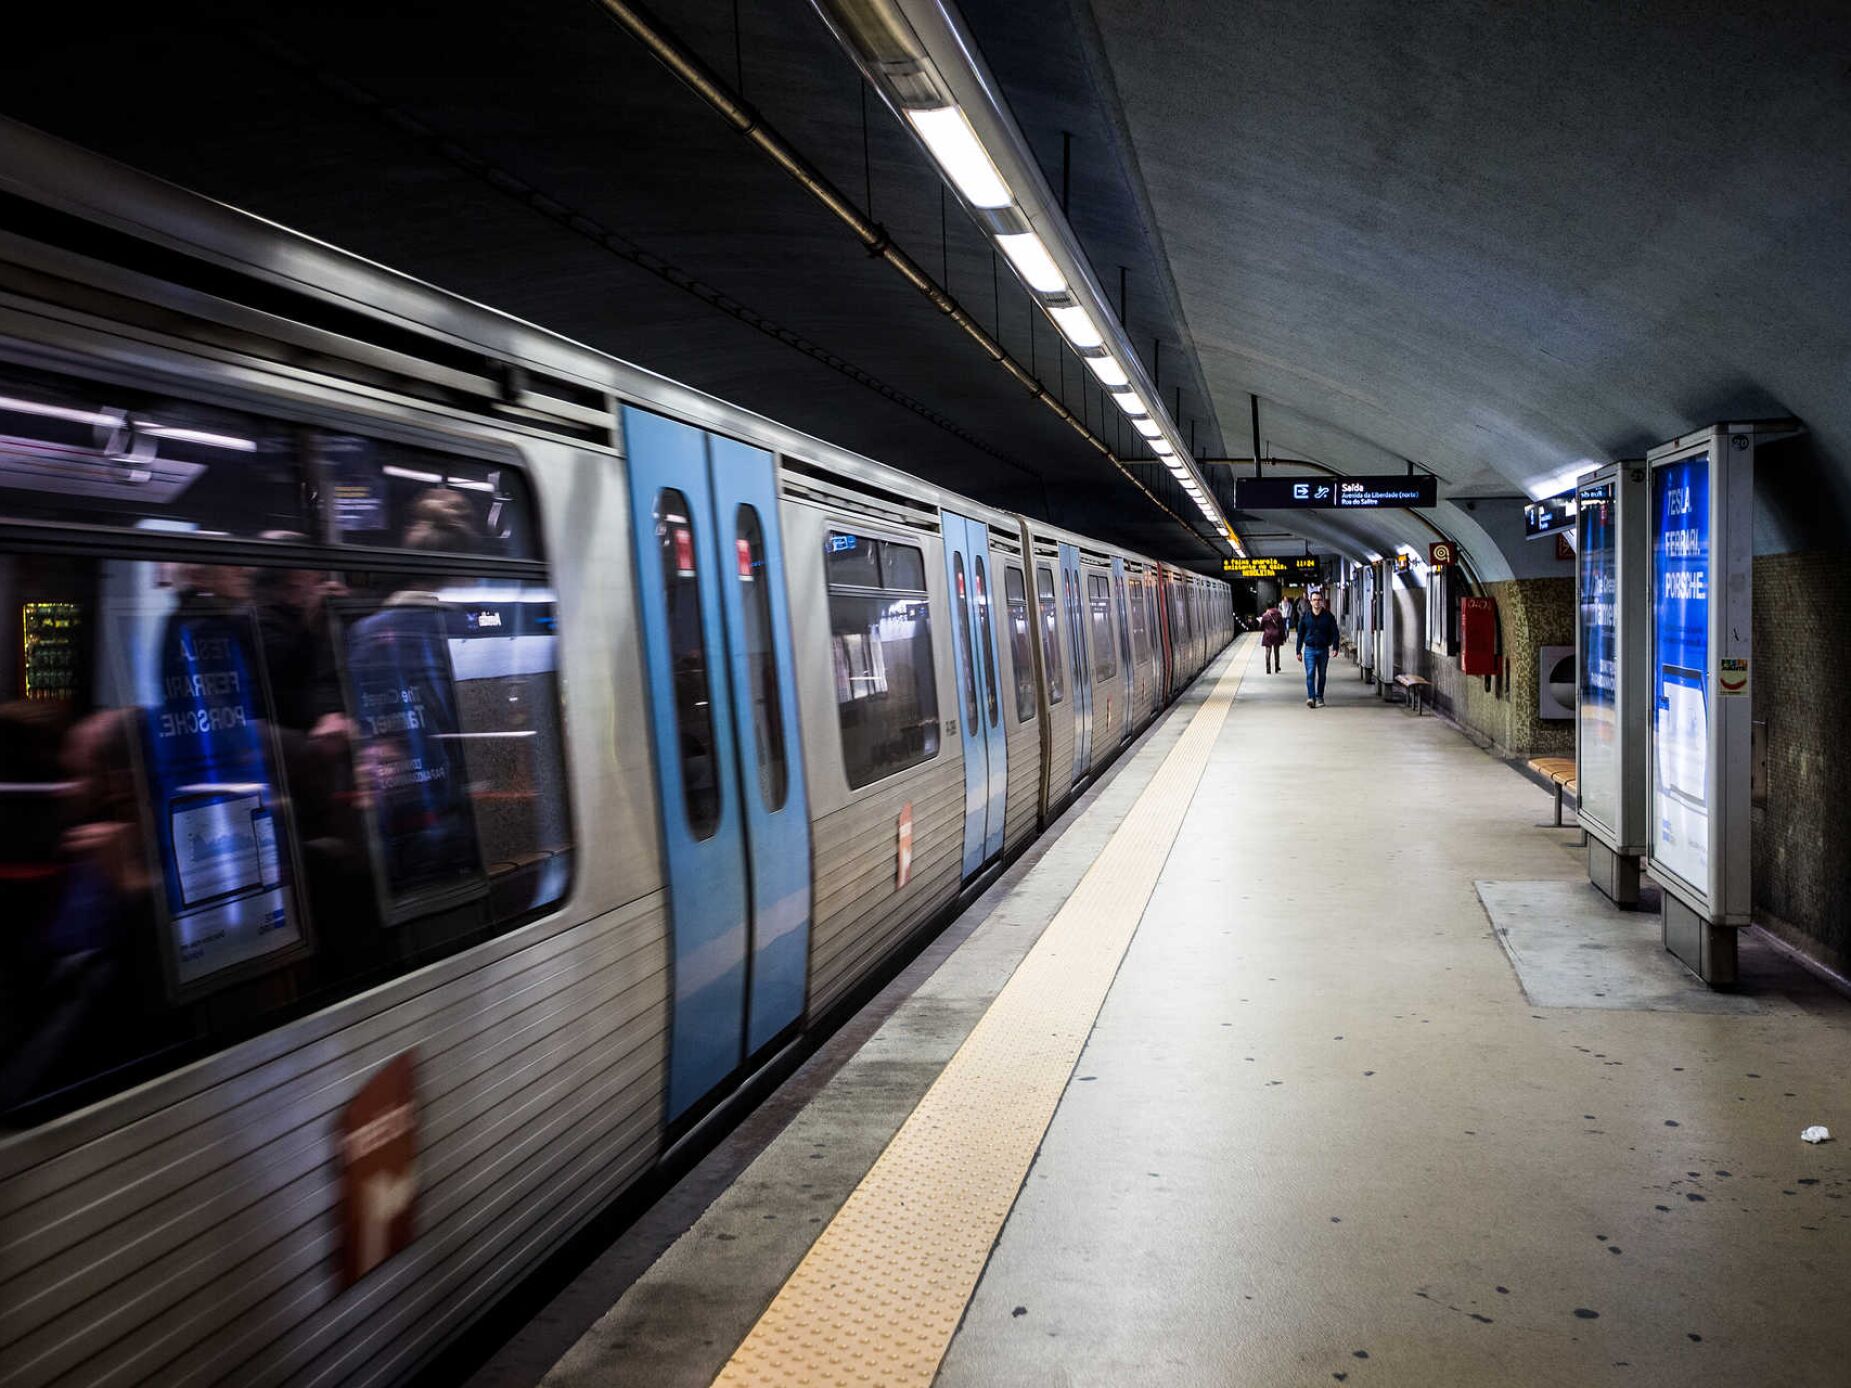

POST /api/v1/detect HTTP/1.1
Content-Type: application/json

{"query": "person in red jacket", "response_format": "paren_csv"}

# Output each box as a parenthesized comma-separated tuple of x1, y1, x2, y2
(1258, 603, 1286, 673)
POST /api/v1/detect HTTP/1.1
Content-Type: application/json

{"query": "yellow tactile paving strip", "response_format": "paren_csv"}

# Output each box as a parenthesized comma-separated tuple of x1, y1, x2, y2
(714, 639, 1256, 1388)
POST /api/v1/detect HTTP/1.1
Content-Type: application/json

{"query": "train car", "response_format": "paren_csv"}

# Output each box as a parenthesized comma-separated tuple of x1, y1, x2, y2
(0, 121, 1230, 1388)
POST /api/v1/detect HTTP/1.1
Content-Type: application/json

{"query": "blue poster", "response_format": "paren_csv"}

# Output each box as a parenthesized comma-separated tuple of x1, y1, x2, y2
(146, 602, 302, 987)
(1652, 456, 1710, 889)
(1576, 483, 1618, 833)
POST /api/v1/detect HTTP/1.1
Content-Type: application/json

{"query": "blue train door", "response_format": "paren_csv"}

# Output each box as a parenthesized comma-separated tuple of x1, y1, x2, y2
(967, 522, 1008, 861)
(626, 409, 811, 1120)
(710, 436, 812, 1056)
(943, 512, 1003, 875)
(1061, 543, 1092, 781)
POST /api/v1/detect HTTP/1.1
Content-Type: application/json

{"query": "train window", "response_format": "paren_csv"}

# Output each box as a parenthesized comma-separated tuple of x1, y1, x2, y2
(973, 556, 999, 727)
(655, 490, 721, 839)
(0, 358, 305, 538)
(1087, 575, 1117, 682)
(0, 552, 571, 1126)
(1035, 565, 1062, 705)
(735, 506, 787, 812)
(1064, 571, 1085, 692)
(1004, 565, 1035, 723)
(321, 434, 540, 559)
(1128, 575, 1148, 665)
(825, 532, 940, 788)
(952, 553, 979, 728)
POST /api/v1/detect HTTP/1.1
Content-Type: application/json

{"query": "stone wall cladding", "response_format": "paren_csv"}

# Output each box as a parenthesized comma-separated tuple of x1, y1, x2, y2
(1421, 577, 1573, 758)
(1751, 549, 1851, 974)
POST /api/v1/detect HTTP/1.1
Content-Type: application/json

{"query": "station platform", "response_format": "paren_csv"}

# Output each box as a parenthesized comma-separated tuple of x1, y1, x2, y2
(469, 636, 1850, 1388)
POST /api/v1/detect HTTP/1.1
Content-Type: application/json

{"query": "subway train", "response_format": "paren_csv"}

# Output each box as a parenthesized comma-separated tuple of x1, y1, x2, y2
(0, 122, 1230, 1387)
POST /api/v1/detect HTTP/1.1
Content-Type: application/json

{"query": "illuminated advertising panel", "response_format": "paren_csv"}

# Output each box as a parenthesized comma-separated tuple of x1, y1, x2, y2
(1651, 454, 1710, 892)
(1576, 480, 1619, 835)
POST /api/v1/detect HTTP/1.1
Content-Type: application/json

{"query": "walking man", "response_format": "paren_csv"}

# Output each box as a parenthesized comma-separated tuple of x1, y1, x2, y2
(1295, 587, 1339, 707)
(1259, 603, 1286, 673)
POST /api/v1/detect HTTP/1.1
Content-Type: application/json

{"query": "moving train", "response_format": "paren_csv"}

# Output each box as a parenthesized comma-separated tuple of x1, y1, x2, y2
(0, 121, 1230, 1387)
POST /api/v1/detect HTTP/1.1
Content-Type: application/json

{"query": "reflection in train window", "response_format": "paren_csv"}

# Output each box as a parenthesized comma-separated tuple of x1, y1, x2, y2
(1036, 565, 1062, 705)
(0, 550, 571, 1126)
(0, 358, 303, 537)
(824, 532, 940, 789)
(1088, 574, 1117, 681)
(735, 505, 787, 812)
(973, 556, 999, 727)
(1004, 565, 1035, 723)
(656, 490, 720, 839)
(322, 434, 539, 559)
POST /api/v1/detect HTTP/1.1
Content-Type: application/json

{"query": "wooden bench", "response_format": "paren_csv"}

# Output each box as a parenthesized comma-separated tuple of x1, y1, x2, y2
(1392, 672, 1432, 715)
(1527, 756, 1579, 827)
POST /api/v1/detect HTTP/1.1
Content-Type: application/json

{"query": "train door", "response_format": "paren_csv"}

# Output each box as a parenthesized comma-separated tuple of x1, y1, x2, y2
(1059, 542, 1092, 783)
(625, 409, 812, 1120)
(942, 511, 1006, 875)
(1112, 557, 1135, 744)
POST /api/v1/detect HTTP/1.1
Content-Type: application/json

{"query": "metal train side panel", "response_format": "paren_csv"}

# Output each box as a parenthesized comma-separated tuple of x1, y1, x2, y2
(777, 490, 963, 1020)
(0, 405, 672, 1388)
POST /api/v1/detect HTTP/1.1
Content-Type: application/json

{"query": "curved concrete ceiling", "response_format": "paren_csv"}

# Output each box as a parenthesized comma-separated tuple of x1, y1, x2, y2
(1083, 0, 1851, 569)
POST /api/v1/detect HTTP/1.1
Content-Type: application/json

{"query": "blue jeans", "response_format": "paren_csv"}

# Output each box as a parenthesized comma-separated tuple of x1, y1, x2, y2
(1302, 646, 1330, 701)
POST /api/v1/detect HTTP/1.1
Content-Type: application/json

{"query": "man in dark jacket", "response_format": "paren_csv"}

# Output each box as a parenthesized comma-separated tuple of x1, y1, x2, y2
(1295, 588, 1339, 707)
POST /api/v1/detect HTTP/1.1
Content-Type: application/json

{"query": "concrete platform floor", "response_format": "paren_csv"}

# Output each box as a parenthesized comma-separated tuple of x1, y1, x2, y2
(488, 638, 1851, 1388)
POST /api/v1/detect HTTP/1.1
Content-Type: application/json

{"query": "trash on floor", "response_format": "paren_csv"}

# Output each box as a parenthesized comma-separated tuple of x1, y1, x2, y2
(1800, 1125, 1832, 1144)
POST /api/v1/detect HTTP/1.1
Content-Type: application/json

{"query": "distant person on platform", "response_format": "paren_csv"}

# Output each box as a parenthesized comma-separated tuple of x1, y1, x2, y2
(1295, 588, 1339, 708)
(1258, 603, 1286, 673)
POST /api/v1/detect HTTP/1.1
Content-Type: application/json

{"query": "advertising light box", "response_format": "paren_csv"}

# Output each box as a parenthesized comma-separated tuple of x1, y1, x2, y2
(1651, 455, 1711, 893)
(1575, 464, 1650, 873)
(1645, 420, 1798, 980)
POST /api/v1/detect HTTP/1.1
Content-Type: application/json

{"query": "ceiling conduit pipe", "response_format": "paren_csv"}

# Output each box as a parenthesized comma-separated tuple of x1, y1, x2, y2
(588, 0, 1209, 548)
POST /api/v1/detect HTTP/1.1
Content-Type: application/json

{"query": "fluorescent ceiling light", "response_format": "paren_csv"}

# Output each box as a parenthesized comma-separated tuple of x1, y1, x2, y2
(1048, 303, 1103, 349)
(906, 106, 1013, 209)
(1132, 417, 1162, 439)
(1151, 438, 1175, 456)
(1110, 387, 1151, 417)
(995, 231, 1067, 294)
(0, 395, 117, 427)
(1082, 354, 1129, 388)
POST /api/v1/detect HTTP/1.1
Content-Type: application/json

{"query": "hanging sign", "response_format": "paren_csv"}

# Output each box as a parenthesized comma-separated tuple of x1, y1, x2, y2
(1235, 475, 1436, 510)
(1428, 541, 1455, 567)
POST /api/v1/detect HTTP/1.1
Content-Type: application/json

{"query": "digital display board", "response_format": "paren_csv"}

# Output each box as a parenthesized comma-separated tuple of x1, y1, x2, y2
(1576, 480, 1618, 834)
(1234, 475, 1436, 510)
(1526, 490, 1579, 539)
(1651, 455, 1709, 891)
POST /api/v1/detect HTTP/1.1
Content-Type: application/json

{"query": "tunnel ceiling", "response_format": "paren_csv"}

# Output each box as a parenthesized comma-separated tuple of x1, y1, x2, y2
(2, 1, 1847, 575)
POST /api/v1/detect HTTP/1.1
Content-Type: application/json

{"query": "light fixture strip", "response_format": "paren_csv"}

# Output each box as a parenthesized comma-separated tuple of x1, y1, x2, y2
(827, 0, 1242, 552)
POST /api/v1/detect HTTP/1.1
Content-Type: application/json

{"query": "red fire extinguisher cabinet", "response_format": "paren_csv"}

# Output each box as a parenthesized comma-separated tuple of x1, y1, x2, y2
(1459, 596, 1498, 675)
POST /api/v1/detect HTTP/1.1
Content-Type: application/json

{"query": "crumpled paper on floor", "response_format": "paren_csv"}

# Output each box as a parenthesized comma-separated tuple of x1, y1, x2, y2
(1800, 1125, 1831, 1144)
